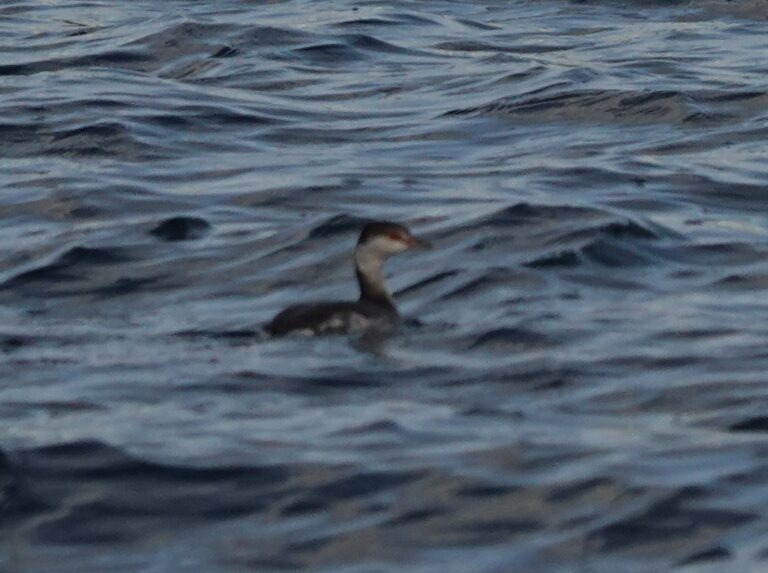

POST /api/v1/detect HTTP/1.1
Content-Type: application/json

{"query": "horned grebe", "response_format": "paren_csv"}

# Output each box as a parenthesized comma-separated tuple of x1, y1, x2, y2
(265, 221, 431, 336)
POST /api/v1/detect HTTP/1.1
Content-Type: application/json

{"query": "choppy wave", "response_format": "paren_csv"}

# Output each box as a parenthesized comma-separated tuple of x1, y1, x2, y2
(3, 1, 768, 572)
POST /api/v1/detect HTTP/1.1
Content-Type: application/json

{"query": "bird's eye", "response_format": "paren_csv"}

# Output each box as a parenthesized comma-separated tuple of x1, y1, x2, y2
(388, 232, 404, 242)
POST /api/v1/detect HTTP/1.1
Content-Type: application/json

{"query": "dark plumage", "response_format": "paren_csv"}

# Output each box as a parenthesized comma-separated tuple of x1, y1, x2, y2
(265, 221, 430, 336)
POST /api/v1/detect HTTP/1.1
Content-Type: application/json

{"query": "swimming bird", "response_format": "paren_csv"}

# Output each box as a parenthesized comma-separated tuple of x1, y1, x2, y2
(265, 221, 431, 336)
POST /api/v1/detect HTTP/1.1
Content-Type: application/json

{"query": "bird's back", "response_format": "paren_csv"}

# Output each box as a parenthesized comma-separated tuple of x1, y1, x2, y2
(265, 300, 397, 336)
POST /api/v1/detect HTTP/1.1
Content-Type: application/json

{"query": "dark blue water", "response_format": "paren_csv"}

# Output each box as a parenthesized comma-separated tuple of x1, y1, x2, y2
(3, 1, 768, 571)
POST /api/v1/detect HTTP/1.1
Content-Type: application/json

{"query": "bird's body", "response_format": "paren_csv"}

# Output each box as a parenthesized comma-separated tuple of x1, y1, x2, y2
(265, 221, 429, 337)
(265, 300, 396, 336)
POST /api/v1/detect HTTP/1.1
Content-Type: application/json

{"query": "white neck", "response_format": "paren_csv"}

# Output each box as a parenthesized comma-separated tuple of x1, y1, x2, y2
(354, 243, 393, 306)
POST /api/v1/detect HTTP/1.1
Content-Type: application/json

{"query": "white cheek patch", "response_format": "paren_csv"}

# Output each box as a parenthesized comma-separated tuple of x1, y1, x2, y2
(378, 236, 409, 253)
(392, 237, 409, 249)
(373, 236, 395, 250)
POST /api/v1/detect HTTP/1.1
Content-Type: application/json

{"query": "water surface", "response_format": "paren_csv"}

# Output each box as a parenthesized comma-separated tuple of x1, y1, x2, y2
(3, 1, 768, 571)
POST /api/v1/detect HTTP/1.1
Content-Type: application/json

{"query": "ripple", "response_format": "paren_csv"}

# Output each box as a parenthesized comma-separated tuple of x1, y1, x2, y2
(588, 487, 755, 554)
(334, 18, 402, 28)
(47, 122, 148, 158)
(2, 246, 130, 290)
(729, 417, 768, 433)
(478, 202, 597, 227)
(7, 440, 290, 544)
(469, 327, 552, 351)
(677, 545, 732, 566)
(307, 214, 369, 239)
(293, 42, 365, 64)
(150, 216, 211, 242)
(344, 34, 416, 56)
(524, 251, 581, 269)
(447, 89, 709, 125)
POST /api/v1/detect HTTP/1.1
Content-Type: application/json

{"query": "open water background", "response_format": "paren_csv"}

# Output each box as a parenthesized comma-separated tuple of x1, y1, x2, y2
(3, 1, 768, 571)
